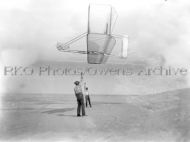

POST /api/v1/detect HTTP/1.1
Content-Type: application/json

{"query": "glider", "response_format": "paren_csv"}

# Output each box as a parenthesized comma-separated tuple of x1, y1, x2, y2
(57, 4, 129, 64)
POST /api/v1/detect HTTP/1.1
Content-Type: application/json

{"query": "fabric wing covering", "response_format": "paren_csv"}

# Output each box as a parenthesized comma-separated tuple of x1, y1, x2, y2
(121, 36, 128, 58)
(87, 34, 116, 64)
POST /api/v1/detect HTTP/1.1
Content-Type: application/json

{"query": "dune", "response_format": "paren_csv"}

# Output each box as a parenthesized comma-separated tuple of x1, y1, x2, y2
(0, 88, 190, 142)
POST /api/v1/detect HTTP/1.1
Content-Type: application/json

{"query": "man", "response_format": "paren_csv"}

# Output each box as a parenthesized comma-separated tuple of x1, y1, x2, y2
(84, 87, 92, 108)
(74, 73, 85, 117)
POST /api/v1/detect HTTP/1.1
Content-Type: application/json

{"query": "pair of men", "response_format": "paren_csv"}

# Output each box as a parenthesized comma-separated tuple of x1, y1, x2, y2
(74, 73, 92, 117)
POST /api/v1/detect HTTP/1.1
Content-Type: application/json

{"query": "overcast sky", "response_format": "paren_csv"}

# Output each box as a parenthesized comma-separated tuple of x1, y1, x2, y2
(0, 0, 190, 95)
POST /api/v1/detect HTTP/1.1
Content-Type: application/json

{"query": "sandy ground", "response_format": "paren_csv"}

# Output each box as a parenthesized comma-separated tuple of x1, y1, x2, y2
(0, 88, 190, 142)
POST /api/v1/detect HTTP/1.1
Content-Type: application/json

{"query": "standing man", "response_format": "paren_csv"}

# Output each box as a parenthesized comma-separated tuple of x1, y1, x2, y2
(84, 87, 92, 108)
(74, 73, 86, 117)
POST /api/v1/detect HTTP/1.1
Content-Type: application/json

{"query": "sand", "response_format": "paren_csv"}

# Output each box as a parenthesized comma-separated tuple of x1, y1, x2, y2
(0, 88, 190, 142)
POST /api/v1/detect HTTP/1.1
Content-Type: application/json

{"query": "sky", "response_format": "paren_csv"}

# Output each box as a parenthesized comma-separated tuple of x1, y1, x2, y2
(0, 0, 190, 95)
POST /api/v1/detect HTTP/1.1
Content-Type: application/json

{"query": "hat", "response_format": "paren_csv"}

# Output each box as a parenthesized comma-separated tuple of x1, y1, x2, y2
(74, 81, 79, 85)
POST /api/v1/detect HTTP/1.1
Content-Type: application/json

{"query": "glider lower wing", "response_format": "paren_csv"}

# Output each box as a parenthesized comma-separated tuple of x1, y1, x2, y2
(87, 33, 116, 64)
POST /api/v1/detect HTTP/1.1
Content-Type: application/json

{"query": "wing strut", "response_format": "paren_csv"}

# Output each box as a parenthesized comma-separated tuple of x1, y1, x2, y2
(57, 32, 87, 51)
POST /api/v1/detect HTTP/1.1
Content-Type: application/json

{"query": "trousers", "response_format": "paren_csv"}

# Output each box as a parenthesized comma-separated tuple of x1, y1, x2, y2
(85, 95, 92, 107)
(76, 93, 85, 116)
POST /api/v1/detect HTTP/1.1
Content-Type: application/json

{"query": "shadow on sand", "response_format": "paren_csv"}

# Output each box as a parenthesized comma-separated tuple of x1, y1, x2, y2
(42, 108, 75, 117)
(57, 114, 77, 117)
